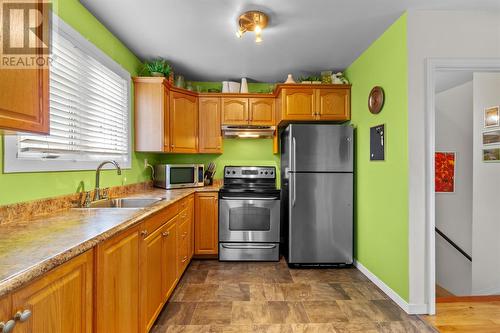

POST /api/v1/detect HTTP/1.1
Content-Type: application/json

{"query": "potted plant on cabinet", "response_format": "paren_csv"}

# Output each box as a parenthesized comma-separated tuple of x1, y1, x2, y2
(141, 58, 172, 78)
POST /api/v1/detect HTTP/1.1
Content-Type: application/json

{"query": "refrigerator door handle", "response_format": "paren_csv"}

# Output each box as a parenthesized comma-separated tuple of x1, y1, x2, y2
(292, 172, 296, 207)
(292, 136, 297, 171)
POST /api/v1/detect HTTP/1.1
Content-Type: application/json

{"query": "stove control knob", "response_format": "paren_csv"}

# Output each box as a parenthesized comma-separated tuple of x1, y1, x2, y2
(232, 171, 236, 174)
(265, 171, 268, 175)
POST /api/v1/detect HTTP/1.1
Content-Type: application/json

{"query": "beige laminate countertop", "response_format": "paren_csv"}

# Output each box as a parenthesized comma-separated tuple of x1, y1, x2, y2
(0, 186, 220, 297)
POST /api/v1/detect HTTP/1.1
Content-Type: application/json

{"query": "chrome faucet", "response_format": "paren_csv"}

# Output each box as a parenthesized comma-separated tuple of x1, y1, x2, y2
(94, 160, 122, 201)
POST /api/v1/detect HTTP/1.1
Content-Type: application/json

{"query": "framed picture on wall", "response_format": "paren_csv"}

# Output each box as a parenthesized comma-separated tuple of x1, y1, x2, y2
(483, 129, 500, 145)
(484, 106, 500, 128)
(483, 148, 500, 162)
(435, 152, 456, 193)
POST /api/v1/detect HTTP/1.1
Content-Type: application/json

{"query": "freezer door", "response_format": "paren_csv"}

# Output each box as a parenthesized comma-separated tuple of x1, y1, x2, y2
(288, 172, 353, 264)
(290, 124, 353, 172)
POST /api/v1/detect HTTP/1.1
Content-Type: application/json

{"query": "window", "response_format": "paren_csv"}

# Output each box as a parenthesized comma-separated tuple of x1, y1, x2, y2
(4, 16, 131, 173)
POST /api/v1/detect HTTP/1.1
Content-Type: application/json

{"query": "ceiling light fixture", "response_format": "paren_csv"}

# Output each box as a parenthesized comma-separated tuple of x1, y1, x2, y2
(236, 11, 269, 44)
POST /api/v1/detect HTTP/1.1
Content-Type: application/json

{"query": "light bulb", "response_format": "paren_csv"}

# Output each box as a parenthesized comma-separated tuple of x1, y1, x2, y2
(255, 25, 262, 33)
(236, 30, 243, 38)
(255, 31, 262, 43)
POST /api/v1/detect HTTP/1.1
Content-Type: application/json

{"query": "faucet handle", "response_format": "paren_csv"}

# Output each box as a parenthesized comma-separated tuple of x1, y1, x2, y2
(82, 191, 92, 208)
(101, 188, 110, 199)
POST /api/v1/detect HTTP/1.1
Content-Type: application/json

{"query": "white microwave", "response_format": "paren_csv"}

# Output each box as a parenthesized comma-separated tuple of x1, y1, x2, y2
(154, 164, 204, 189)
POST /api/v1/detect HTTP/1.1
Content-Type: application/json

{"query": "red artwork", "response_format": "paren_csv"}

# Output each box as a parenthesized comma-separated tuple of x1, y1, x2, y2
(435, 152, 456, 193)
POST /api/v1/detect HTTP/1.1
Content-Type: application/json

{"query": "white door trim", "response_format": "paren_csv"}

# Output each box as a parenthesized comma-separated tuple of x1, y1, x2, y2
(424, 58, 500, 315)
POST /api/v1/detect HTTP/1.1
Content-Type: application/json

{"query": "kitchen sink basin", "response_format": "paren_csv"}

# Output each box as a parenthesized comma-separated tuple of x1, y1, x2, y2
(87, 197, 164, 209)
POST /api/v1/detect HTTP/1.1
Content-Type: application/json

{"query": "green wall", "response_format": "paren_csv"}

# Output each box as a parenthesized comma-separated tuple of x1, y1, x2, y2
(345, 14, 409, 300)
(159, 139, 280, 186)
(0, 0, 159, 206)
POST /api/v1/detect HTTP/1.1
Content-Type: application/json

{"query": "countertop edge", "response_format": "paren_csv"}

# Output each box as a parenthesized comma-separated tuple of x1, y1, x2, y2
(0, 186, 220, 298)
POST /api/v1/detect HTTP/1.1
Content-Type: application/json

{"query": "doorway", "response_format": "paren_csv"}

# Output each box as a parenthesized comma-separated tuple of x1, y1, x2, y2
(424, 59, 500, 331)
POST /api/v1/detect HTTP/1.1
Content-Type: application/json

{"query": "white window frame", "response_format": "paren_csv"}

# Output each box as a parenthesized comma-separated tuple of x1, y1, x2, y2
(4, 15, 132, 173)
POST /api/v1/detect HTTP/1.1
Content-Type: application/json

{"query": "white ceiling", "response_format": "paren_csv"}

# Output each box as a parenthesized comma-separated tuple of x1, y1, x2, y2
(80, 0, 500, 82)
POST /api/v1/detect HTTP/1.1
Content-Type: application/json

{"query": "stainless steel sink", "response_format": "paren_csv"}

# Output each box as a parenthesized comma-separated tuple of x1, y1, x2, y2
(87, 197, 164, 209)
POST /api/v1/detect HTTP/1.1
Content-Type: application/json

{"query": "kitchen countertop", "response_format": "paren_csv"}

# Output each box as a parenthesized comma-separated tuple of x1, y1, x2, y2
(0, 185, 220, 297)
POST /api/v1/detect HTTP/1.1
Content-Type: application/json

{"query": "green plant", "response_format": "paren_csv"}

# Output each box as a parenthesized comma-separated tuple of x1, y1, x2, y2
(298, 75, 321, 82)
(141, 58, 172, 77)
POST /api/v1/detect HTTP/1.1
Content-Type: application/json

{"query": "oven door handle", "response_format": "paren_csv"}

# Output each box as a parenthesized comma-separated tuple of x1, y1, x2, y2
(220, 196, 279, 200)
(221, 244, 277, 250)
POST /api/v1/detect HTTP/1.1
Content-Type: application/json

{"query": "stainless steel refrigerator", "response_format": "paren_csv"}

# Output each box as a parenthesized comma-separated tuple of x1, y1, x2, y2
(281, 124, 353, 265)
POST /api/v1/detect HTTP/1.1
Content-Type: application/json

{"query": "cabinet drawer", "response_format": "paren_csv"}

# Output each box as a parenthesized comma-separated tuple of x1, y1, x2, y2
(143, 203, 179, 235)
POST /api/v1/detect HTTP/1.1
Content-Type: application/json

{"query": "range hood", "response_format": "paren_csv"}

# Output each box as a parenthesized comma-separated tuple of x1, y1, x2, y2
(222, 125, 276, 139)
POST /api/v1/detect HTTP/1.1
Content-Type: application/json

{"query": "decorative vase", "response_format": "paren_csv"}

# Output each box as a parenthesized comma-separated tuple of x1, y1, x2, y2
(174, 75, 185, 88)
(222, 81, 229, 93)
(240, 78, 248, 93)
(151, 71, 164, 77)
(284, 74, 296, 84)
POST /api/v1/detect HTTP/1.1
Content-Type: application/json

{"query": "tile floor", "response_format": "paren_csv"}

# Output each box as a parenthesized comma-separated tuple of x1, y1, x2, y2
(151, 259, 437, 333)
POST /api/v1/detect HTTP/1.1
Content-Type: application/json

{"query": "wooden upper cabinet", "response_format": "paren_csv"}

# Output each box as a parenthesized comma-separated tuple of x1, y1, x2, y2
(96, 226, 140, 333)
(316, 88, 350, 120)
(281, 88, 316, 120)
(133, 77, 170, 152)
(170, 91, 198, 153)
(0, 0, 49, 134)
(0, 67, 49, 134)
(194, 192, 219, 256)
(249, 98, 275, 125)
(276, 85, 351, 123)
(222, 98, 248, 125)
(199, 97, 222, 153)
(11, 250, 93, 333)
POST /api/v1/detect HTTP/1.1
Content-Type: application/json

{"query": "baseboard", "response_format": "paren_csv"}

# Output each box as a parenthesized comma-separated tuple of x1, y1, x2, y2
(354, 260, 428, 314)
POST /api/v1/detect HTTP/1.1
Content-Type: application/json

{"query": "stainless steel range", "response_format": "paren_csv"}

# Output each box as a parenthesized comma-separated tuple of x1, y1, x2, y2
(219, 166, 281, 261)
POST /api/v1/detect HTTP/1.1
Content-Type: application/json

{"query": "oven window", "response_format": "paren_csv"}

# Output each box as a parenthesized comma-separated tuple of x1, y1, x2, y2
(229, 206, 271, 231)
(170, 167, 195, 184)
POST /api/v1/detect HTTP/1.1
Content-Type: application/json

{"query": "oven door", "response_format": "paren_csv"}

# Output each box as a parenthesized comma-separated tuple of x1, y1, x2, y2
(219, 196, 280, 243)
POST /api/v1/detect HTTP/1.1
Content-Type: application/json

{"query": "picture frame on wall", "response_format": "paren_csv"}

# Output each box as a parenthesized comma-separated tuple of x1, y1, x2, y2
(482, 129, 500, 145)
(484, 106, 500, 128)
(435, 151, 456, 193)
(483, 148, 500, 162)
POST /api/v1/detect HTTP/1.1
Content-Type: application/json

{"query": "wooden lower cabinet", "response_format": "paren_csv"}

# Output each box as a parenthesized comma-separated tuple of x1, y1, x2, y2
(162, 219, 179, 300)
(96, 226, 140, 333)
(195, 192, 219, 256)
(11, 250, 93, 333)
(140, 223, 166, 333)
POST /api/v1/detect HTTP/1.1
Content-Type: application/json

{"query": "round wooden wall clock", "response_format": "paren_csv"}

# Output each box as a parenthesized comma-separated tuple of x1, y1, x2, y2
(368, 86, 384, 114)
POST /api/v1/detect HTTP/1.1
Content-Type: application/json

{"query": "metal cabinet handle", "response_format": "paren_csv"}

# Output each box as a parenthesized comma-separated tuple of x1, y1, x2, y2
(14, 310, 31, 322)
(162, 231, 170, 237)
(0, 320, 15, 333)
(181, 256, 188, 263)
(140, 230, 148, 238)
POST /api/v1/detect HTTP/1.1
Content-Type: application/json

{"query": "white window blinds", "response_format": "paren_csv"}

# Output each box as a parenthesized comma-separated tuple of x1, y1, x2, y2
(17, 31, 130, 163)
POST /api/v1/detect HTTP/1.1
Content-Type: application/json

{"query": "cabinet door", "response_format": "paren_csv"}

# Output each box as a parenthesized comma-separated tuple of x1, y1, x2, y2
(187, 195, 195, 260)
(177, 217, 190, 274)
(282, 88, 315, 120)
(316, 88, 350, 120)
(222, 98, 248, 125)
(170, 92, 198, 153)
(96, 227, 139, 333)
(139, 226, 164, 333)
(11, 250, 93, 333)
(199, 97, 222, 153)
(249, 98, 275, 125)
(162, 218, 178, 300)
(194, 192, 219, 255)
(133, 78, 169, 152)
